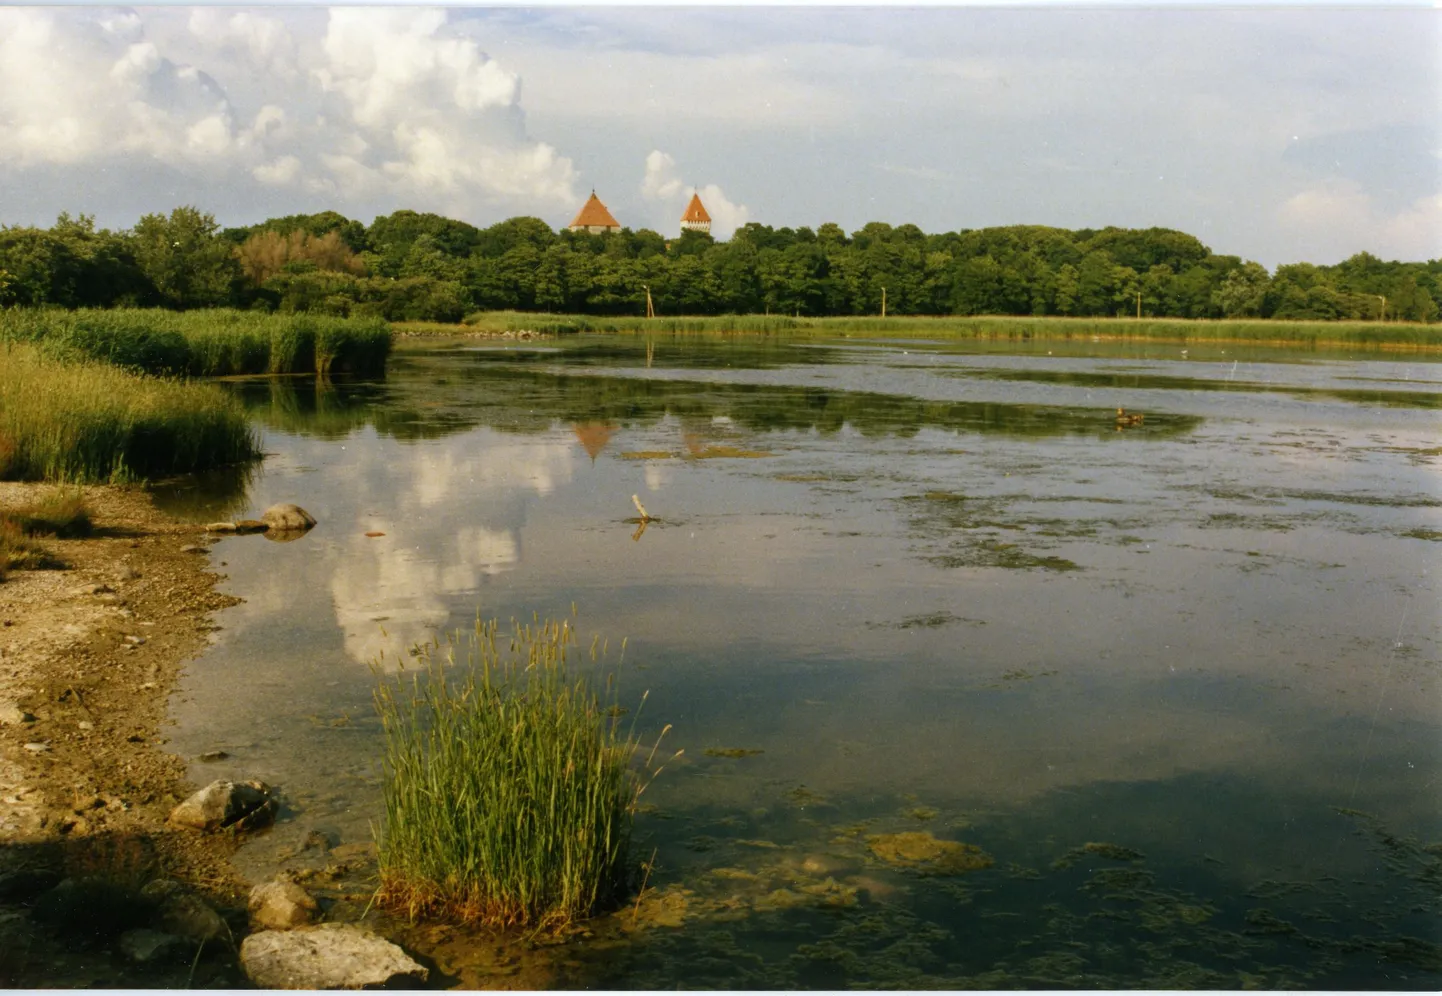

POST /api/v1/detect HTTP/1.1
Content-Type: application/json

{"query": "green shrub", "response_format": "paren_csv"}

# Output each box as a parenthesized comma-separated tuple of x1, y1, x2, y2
(374, 615, 674, 930)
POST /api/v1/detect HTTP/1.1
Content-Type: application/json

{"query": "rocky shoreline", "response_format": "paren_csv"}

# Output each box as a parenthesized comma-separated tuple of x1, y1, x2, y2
(0, 483, 426, 988)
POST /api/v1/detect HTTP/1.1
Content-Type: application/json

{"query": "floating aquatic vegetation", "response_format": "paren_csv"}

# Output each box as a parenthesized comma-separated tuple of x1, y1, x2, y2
(619, 450, 674, 460)
(1052, 842, 1146, 869)
(1401, 527, 1442, 541)
(704, 747, 765, 759)
(865, 831, 993, 875)
(684, 444, 774, 460)
(785, 786, 828, 808)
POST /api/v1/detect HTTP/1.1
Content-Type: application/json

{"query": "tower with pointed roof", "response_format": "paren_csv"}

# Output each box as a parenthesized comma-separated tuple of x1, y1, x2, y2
(568, 190, 622, 234)
(680, 192, 711, 235)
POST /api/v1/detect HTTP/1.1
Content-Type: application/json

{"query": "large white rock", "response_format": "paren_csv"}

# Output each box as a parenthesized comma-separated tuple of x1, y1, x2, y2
(248, 879, 319, 930)
(240, 923, 428, 989)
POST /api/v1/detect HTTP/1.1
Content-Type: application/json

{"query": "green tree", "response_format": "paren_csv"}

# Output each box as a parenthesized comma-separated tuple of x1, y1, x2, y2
(1053, 263, 1080, 316)
(132, 206, 236, 309)
(1212, 262, 1269, 318)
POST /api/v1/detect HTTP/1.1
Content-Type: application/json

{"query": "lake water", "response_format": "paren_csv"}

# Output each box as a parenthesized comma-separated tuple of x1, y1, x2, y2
(155, 334, 1441, 988)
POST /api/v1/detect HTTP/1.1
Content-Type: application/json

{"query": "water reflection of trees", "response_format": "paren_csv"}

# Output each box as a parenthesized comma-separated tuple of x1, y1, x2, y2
(458, 337, 843, 372)
(236, 361, 1205, 443)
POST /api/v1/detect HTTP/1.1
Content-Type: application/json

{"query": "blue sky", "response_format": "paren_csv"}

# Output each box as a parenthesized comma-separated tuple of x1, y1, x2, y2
(0, 5, 1437, 267)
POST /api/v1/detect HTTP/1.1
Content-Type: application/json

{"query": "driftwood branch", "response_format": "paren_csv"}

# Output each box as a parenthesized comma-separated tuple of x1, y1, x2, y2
(631, 494, 653, 522)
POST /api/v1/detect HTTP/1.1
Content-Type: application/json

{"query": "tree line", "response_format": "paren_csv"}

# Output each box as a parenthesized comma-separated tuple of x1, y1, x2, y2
(2, 206, 1438, 323)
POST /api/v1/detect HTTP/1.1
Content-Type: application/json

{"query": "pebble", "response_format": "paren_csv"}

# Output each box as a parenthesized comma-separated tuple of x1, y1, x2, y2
(198, 750, 230, 763)
(78, 720, 94, 731)
(69, 583, 114, 597)
(124, 635, 146, 645)
(23, 742, 50, 753)
(179, 545, 207, 554)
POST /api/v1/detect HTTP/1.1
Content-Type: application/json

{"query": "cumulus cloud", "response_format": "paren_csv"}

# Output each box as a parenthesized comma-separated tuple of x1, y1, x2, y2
(641, 150, 749, 238)
(0, 9, 240, 166)
(1278, 180, 1442, 263)
(0, 7, 577, 221)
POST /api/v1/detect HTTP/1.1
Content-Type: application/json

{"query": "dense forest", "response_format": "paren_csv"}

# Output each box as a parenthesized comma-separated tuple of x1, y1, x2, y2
(2, 207, 1438, 323)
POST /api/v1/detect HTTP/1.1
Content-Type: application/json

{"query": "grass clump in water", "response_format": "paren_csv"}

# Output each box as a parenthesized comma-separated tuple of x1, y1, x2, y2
(374, 615, 674, 931)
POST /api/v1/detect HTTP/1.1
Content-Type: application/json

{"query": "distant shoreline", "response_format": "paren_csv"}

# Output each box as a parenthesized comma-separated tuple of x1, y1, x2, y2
(407, 313, 1442, 352)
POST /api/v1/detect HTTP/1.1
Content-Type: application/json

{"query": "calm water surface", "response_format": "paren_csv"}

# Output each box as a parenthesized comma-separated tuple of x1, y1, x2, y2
(156, 335, 1441, 988)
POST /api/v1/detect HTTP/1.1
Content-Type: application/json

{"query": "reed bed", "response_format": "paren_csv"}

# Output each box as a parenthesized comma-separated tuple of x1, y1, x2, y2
(801, 314, 1442, 347)
(374, 615, 674, 930)
(447, 310, 1442, 347)
(0, 309, 392, 376)
(0, 343, 260, 482)
(460, 310, 800, 336)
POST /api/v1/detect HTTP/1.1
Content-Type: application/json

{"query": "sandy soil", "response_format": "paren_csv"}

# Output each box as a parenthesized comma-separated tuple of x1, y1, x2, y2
(0, 482, 252, 986)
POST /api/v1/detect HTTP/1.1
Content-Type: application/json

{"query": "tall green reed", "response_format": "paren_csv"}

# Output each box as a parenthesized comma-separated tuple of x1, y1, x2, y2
(373, 615, 675, 930)
(0, 308, 392, 376)
(0, 343, 260, 482)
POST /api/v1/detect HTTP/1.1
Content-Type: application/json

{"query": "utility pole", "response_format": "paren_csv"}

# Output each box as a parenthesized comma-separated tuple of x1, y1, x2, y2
(881, 286, 887, 318)
(643, 284, 654, 319)
(1135, 290, 1142, 319)
(1377, 295, 1386, 322)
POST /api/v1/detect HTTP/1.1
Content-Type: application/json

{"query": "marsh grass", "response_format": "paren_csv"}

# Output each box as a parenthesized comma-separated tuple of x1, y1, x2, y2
(802, 315, 1442, 347)
(374, 615, 674, 931)
(460, 310, 801, 336)
(448, 311, 1442, 347)
(0, 309, 391, 376)
(0, 343, 260, 482)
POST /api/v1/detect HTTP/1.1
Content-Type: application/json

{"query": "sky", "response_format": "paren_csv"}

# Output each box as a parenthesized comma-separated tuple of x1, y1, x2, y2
(0, 5, 1437, 268)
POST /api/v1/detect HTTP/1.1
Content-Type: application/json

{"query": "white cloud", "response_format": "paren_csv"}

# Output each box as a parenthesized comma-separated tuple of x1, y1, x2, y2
(1278, 181, 1442, 263)
(0, 10, 236, 166)
(187, 10, 298, 80)
(253, 155, 302, 186)
(0, 7, 577, 220)
(641, 150, 749, 238)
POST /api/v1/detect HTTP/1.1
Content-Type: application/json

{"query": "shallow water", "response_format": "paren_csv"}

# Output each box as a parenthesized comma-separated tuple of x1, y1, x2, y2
(157, 335, 1441, 988)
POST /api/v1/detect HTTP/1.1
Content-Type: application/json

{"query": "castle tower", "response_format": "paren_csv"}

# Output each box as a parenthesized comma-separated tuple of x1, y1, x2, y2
(680, 192, 711, 235)
(567, 190, 622, 234)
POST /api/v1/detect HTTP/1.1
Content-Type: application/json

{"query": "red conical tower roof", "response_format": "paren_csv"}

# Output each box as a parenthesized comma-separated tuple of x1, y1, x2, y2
(568, 190, 621, 230)
(681, 192, 711, 224)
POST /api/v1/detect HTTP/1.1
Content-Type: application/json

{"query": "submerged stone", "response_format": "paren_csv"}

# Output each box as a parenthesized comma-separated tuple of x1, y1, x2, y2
(865, 831, 993, 875)
(260, 503, 317, 535)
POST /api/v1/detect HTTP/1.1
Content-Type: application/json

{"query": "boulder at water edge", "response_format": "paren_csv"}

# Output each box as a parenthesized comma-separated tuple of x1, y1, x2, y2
(240, 923, 428, 989)
(249, 879, 320, 930)
(260, 503, 316, 533)
(168, 779, 275, 832)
